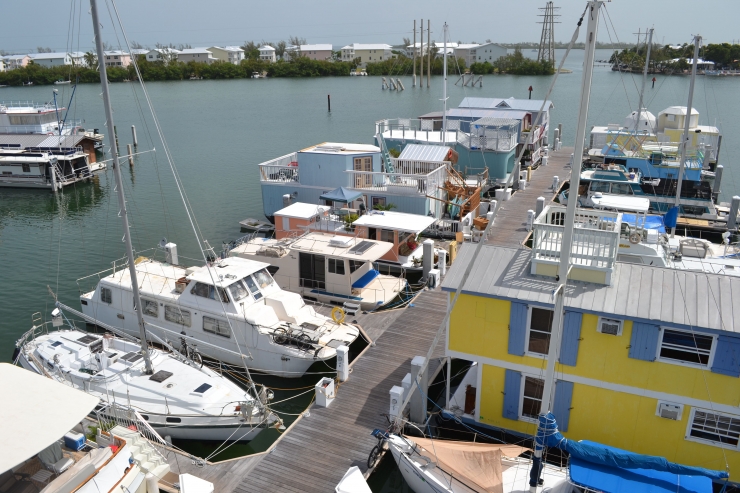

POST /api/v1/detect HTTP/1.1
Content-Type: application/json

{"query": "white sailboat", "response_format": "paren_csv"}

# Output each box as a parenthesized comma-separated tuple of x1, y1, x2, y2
(16, 0, 276, 442)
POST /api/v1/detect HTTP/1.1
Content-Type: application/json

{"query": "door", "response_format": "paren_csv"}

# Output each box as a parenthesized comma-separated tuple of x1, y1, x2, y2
(299, 252, 326, 290)
(354, 157, 372, 188)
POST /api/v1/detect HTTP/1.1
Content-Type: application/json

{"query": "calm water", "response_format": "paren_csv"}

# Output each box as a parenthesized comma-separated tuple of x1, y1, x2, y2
(2, 49, 739, 487)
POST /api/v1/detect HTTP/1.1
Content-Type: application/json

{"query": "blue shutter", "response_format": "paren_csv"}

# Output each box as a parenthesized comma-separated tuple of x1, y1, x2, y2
(711, 335, 740, 377)
(552, 380, 574, 432)
(502, 369, 521, 420)
(559, 311, 582, 366)
(628, 322, 660, 361)
(508, 302, 528, 356)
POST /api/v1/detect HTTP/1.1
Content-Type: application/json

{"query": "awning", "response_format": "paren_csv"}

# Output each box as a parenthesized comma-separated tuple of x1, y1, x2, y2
(0, 363, 100, 472)
(319, 187, 362, 203)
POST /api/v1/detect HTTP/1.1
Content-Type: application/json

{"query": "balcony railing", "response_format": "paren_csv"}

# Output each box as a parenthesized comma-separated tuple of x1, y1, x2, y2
(345, 164, 447, 196)
(258, 151, 299, 183)
(532, 205, 621, 271)
(375, 118, 457, 143)
(456, 129, 517, 152)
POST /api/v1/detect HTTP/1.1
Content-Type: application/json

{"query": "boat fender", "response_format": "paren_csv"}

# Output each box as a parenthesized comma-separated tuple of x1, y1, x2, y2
(331, 307, 346, 325)
(629, 232, 642, 244)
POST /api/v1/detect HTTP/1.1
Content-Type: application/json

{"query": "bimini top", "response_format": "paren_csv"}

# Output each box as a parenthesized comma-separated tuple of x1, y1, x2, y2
(0, 363, 99, 472)
(353, 210, 435, 234)
(300, 142, 380, 155)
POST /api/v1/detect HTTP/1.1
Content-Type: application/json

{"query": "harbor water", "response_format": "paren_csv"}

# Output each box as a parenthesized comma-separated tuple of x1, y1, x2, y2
(2, 48, 740, 487)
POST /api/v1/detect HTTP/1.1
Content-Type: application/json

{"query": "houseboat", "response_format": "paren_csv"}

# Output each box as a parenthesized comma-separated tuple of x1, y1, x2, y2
(0, 100, 104, 148)
(229, 232, 406, 310)
(0, 145, 96, 190)
(77, 244, 360, 378)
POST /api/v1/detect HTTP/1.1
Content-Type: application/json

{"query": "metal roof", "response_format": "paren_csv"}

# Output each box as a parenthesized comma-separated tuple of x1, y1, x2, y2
(398, 144, 451, 162)
(471, 117, 520, 128)
(0, 134, 87, 148)
(441, 244, 740, 334)
(458, 97, 554, 112)
(419, 108, 529, 122)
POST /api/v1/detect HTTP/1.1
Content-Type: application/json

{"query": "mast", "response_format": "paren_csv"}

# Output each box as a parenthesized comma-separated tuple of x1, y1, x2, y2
(427, 19, 431, 88)
(413, 20, 417, 87)
(670, 35, 701, 237)
(442, 23, 448, 145)
(90, 0, 153, 374)
(529, 2, 602, 490)
(420, 20, 424, 87)
(635, 28, 654, 132)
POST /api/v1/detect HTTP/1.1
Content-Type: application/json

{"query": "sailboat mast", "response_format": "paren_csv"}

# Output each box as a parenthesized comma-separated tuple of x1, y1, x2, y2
(529, 2, 602, 490)
(671, 35, 701, 237)
(635, 28, 653, 132)
(442, 23, 448, 145)
(90, 0, 153, 374)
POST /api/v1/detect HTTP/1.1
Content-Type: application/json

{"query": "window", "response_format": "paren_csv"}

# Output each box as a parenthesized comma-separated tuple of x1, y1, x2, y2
(590, 181, 611, 193)
(165, 305, 191, 327)
(22, 163, 30, 173)
(191, 282, 229, 302)
(228, 280, 249, 302)
(371, 196, 386, 208)
(688, 409, 740, 447)
(141, 299, 158, 318)
(349, 260, 364, 273)
(203, 316, 231, 338)
(659, 328, 713, 366)
(610, 183, 632, 195)
(527, 308, 554, 355)
(380, 229, 395, 243)
(328, 258, 345, 275)
(252, 269, 274, 289)
(521, 376, 544, 420)
(101, 287, 112, 304)
(244, 275, 263, 300)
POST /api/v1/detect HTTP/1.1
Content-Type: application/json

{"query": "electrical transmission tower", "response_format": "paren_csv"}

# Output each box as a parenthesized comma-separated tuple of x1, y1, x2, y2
(537, 2, 560, 65)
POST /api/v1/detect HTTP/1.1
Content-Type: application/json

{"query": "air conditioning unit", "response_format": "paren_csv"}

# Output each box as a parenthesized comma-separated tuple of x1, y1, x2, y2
(597, 317, 623, 336)
(656, 401, 683, 421)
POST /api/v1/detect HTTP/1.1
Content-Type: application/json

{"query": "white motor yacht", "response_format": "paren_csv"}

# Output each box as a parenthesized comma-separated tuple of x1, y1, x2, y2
(15, 321, 276, 442)
(78, 248, 360, 378)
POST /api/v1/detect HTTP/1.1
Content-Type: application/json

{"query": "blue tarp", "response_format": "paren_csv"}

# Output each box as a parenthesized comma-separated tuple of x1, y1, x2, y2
(320, 187, 362, 203)
(352, 269, 379, 289)
(570, 442, 713, 493)
(664, 206, 680, 229)
(621, 213, 667, 234)
(535, 413, 728, 483)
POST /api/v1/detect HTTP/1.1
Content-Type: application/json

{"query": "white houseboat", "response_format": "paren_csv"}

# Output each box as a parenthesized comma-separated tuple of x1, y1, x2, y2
(0, 145, 96, 190)
(78, 246, 360, 377)
(0, 100, 104, 147)
(229, 232, 406, 310)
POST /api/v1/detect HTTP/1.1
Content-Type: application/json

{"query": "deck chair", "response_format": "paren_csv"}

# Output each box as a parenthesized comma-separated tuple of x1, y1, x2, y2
(679, 238, 709, 259)
(37, 441, 74, 475)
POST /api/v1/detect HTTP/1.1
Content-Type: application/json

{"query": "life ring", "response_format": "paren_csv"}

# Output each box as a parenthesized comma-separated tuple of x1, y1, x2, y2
(629, 232, 642, 244)
(331, 307, 346, 324)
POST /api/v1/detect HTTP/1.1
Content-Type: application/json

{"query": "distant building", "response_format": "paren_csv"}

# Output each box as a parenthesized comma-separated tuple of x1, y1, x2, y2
(68, 52, 87, 66)
(298, 44, 333, 61)
(258, 45, 276, 63)
(103, 51, 131, 68)
(130, 49, 149, 59)
(208, 46, 245, 65)
(471, 42, 507, 64)
(340, 43, 393, 67)
(3, 55, 31, 70)
(145, 48, 180, 65)
(0, 59, 4, 72)
(177, 48, 217, 64)
(28, 52, 72, 67)
(453, 44, 484, 66)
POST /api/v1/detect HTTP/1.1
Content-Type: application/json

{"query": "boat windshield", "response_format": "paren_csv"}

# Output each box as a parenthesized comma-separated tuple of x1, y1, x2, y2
(252, 268, 274, 289)
(244, 275, 263, 300)
(227, 279, 250, 302)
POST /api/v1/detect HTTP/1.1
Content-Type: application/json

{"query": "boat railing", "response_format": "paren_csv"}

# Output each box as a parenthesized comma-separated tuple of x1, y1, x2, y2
(456, 128, 517, 152)
(375, 117, 458, 143)
(0, 100, 65, 111)
(258, 152, 298, 183)
(390, 158, 448, 175)
(14, 319, 54, 354)
(532, 205, 621, 270)
(345, 165, 447, 196)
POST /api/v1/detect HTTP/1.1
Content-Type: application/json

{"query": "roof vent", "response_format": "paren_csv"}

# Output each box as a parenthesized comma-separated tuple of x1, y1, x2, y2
(329, 236, 353, 247)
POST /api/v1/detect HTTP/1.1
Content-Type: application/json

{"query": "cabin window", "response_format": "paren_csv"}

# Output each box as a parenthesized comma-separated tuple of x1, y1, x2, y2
(520, 376, 544, 421)
(527, 307, 554, 356)
(371, 197, 386, 208)
(191, 282, 229, 302)
(164, 305, 191, 327)
(349, 260, 363, 273)
(203, 316, 231, 338)
(267, 265, 280, 275)
(328, 258, 345, 275)
(22, 163, 30, 173)
(380, 229, 395, 243)
(658, 328, 714, 366)
(228, 280, 250, 302)
(610, 183, 632, 195)
(590, 181, 610, 193)
(101, 287, 112, 304)
(141, 299, 158, 318)
(368, 228, 377, 240)
(244, 276, 263, 300)
(253, 269, 274, 289)
(687, 409, 740, 448)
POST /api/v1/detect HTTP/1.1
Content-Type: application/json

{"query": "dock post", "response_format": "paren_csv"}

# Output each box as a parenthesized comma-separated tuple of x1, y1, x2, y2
(438, 250, 447, 277)
(536, 196, 546, 218)
(390, 385, 405, 420)
(713, 164, 723, 203)
(728, 196, 740, 231)
(558, 123, 563, 142)
(410, 356, 428, 424)
(327, 94, 331, 112)
(127, 144, 133, 166)
(131, 125, 137, 147)
(552, 175, 560, 192)
(527, 210, 536, 231)
(402, 373, 411, 402)
(336, 345, 349, 381)
(422, 239, 434, 281)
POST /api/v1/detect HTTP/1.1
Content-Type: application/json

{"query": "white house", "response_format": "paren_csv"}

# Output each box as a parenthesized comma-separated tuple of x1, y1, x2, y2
(258, 45, 276, 63)
(177, 48, 217, 64)
(3, 55, 31, 70)
(130, 48, 149, 59)
(0, 59, 4, 72)
(28, 52, 72, 67)
(298, 44, 333, 61)
(208, 46, 245, 65)
(145, 48, 180, 65)
(103, 51, 131, 68)
(471, 42, 507, 64)
(68, 51, 87, 66)
(340, 43, 393, 67)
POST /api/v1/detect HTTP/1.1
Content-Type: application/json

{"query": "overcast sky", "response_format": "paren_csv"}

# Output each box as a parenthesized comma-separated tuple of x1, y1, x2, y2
(2, 0, 738, 54)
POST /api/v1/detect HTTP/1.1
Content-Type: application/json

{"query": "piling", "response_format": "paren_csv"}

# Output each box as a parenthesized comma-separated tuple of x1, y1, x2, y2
(536, 196, 546, 217)
(410, 356, 428, 424)
(327, 94, 331, 112)
(558, 123, 563, 142)
(127, 144, 133, 166)
(713, 164, 723, 203)
(396, 78, 405, 90)
(131, 125, 138, 147)
(422, 239, 434, 281)
(438, 250, 447, 277)
(728, 196, 740, 230)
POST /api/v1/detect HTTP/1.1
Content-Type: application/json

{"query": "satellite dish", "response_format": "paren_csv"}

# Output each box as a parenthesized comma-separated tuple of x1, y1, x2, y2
(159, 237, 168, 248)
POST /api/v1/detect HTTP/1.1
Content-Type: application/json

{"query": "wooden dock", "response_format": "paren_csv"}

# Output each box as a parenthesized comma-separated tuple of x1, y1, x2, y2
(488, 147, 574, 248)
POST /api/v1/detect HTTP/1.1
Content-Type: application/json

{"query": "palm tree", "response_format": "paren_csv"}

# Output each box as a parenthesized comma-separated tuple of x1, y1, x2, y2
(83, 51, 97, 69)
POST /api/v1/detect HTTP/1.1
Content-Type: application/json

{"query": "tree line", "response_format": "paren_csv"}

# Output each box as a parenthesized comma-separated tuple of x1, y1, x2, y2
(610, 42, 740, 72)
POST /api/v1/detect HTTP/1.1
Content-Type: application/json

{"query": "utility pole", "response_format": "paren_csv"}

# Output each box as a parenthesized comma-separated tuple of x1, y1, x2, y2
(420, 19, 424, 87)
(427, 19, 431, 88)
(413, 20, 417, 87)
(537, 2, 560, 66)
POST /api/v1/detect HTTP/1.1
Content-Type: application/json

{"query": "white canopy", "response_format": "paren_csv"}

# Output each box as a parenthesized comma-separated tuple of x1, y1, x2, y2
(0, 364, 100, 473)
(591, 194, 650, 213)
(353, 210, 435, 234)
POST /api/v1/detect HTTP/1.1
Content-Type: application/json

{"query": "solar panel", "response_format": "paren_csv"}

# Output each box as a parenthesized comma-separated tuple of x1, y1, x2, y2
(149, 370, 173, 383)
(77, 335, 99, 344)
(348, 241, 375, 255)
(193, 383, 212, 394)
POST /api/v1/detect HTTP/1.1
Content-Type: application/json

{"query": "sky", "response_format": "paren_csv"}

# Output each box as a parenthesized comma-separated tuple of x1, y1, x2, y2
(2, 0, 739, 54)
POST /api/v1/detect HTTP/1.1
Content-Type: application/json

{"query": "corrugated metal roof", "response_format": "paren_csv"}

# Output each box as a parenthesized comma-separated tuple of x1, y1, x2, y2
(441, 244, 740, 333)
(0, 134, 86, 148)
(398, 144, 451, 162)
(471, 117, 520, 128)
(419, 108, 529, 121)
(458, 97, 554, 112)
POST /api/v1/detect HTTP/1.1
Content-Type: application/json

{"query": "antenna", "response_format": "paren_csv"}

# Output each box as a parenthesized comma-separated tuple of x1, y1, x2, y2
(537, 2, 561, 65)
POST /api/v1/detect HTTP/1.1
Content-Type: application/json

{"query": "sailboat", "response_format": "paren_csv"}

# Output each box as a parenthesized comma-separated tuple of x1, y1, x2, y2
(15, 0, 277, 442)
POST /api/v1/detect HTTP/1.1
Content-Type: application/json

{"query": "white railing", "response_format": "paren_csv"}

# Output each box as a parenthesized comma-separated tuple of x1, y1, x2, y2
(456, 129, 517, 152)
(375, 118, 457, 143)
(345, 165, 447, 196)
(390, 158, 448, 175)
(0, 100, 61, 110)
(532, 205, 621, 270)
(258, 152, 299, 183)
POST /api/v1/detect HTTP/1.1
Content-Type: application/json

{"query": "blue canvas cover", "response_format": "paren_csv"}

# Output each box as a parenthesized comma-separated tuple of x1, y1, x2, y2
(320, 187, 362, 203)
(352, 269, 379, 289)
(570, 441, 713, 493)
(621, 213, 666, 234)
